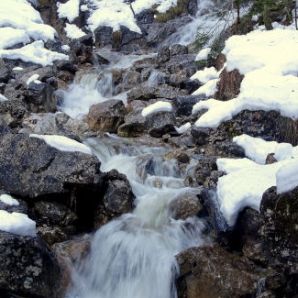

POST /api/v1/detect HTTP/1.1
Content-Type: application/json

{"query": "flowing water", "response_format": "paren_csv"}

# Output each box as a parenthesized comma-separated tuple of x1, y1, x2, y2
(61, 1, 245, 296)
(67, 137, 205, 298)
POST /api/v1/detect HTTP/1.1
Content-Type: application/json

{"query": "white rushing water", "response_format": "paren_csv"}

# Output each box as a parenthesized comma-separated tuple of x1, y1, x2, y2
(164, 0, 251, 46)
(58, 49, 155, 119)
(67, 137, 205, 298)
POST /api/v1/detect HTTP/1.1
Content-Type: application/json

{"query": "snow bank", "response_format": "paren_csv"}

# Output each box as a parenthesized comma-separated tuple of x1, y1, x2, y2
(0, 210, 36, 236)
(0, 0, 56, 41)
(0, 194, 19, 206)
(0, 41, 68, 67)
(0, 28, 30, 50)
(0, 0, 68, 66)
(217, 158, 286, 226)
(217, 134, 298, 226)
(195, 48, 211, 61)
(88, 0, 141, 33)
(175, 122, 191, 134)
(57, 0, 80, 23)
(192, 79, 219, 97)
(0, 94, 8, 102)
(88, 0, 179, 33)
(191, 67, 219, 84)
(132, 0, 177, 14)
(30, 134, 92, 155)
(276, 160, 298, 194)
(193, 28, 298, 128)
(233, 134, 298, 164)
(142, 101, 172, 117)
(65, 23, 86, 39)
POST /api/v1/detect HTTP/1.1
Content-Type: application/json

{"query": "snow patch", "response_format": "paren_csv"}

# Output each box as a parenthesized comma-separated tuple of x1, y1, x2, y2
(0, 210, 36, 236)
(65, 23, 86, 39)
(276, 160, 298, 194)
(175, 122, 191, 134)
(30, 134, 92, 155)
(142, 101, 172, 117)
(191, 67, 219, 84)
(26, 74, 41, 86)
(193, 28, 298, 128)
(0, 0, 68, 66)
(0, 194, 19, 206)
(195, 48, 211, 61)
(0, 41, 68, 66)
(0, 94, 8, 102)
(57, 0, 80, 23)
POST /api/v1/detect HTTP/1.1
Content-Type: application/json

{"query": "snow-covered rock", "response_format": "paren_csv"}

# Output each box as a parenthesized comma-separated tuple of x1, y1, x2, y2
(57, 0, 80, 23)
(142, 101, 173, 117)
(0, 0, 68, 66)
(193, 27, 298, 128)
(30, 134, 92, 155)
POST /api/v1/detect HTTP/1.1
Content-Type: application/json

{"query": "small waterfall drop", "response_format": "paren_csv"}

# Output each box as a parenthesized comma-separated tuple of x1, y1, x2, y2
(67, 137, 205, 298)
(58, 49, 155, 119)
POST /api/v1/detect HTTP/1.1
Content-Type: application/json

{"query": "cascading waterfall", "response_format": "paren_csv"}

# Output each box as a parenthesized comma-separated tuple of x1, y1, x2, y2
(58, 49, 155, 119)
(60, 2, 242, 296)
(67, 137, 205, 298)
(163, 0, 250, 46)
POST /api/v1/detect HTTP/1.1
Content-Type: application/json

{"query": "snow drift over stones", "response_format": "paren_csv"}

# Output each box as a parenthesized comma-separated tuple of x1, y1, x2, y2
(0, 210, 36, 237)
(57, 0, 80, 22)
(87, 0, 179, 33)
(0, 0, 68, 66)
(30, 134, 92, 155)
(217, 135, 298, 226)
(0, 194, 36, 236)
(193, 27, 298, 128)
(142, 101, 173, 117)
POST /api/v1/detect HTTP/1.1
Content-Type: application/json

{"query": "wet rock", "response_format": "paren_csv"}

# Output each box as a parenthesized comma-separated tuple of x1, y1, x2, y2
(87, 99, 126, 133)
(102, 170, 134, 215)
(53, 235, 91, 297)
(0, 99, 27, 129)
(69, 38, 93, 65)
(24, 81, 57, 113)
(33, 201, 77, 227)
(169, 193, 202, 220)
(187, 0, 198, 15)
(191, 157, 218, 186)
(191, 127, 212, 146)
(173, 95, 203, 116)
(165, 54, 196, 75)
(94, 26, 144, 51)
(265, 153, 277, 164)
(157, 46, 171, 64)
(0, 232, 61, 298)
(21, 112, 89, 136)
(0, 59, 11, 83)
(94, 170, 135, 227)
(215, 68, 244, 101)
(170, 44, 188, 56)
(0, 133, 101, 199)
(120, 70, 142, 91)
(136, 9, 155, 24)
(261, 186, 298, 262)
(177, 245, 264, 298)
(128, 84, 187, 101)
(145, 111, 176, 138)
(144, 16, 192, 47)
(118, 109, 146, 137)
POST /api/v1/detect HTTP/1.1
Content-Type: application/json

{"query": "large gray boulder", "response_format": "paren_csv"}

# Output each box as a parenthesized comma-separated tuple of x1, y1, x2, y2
(0, 232, 61, 298)
(87, 99, 126, 133)
(0, 133, 101, 199)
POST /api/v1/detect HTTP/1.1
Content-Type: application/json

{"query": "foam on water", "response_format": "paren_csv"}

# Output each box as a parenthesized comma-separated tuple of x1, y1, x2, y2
(67, 137, 205, 298)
